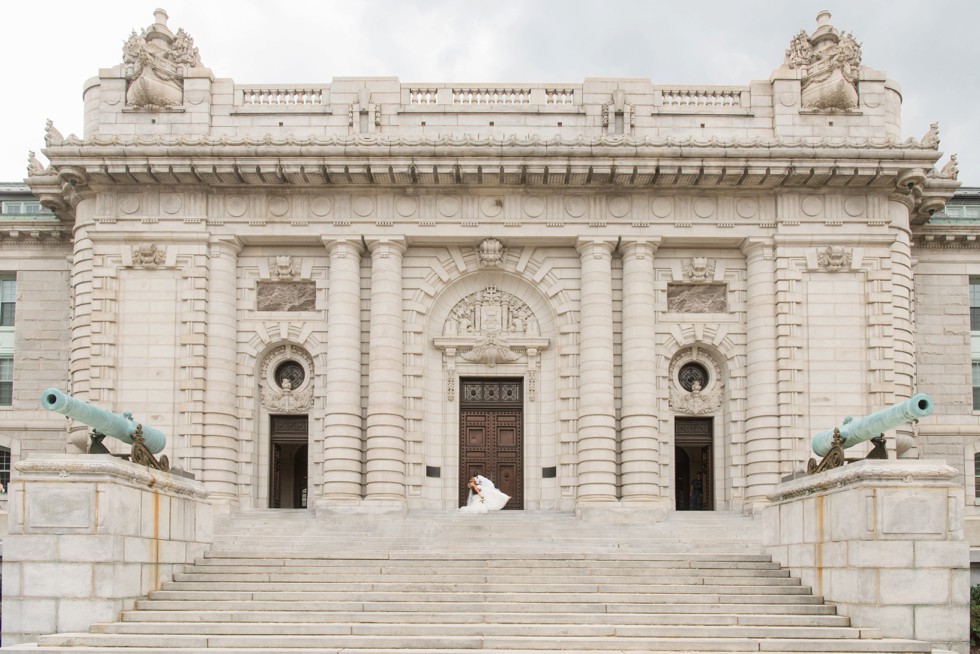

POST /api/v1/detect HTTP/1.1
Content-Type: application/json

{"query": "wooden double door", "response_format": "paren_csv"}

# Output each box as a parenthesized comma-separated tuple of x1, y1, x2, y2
(458, 378, 523, 509)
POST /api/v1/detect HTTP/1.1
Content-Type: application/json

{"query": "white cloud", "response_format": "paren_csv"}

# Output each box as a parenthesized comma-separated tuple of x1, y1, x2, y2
(3, 0, 976, 181)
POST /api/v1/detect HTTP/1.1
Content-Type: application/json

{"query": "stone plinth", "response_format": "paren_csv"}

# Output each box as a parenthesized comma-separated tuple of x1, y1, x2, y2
(763, 460, 968, 654)
(1, 454, 213, 646)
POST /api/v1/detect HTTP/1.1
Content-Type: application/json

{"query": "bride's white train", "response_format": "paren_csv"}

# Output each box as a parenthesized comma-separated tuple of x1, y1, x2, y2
(459, 474, 510, 513)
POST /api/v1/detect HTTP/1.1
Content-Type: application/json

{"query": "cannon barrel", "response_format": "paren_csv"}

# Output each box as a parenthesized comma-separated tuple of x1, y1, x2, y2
(811, 393, 933, 457)
(41, 388, 166, 455)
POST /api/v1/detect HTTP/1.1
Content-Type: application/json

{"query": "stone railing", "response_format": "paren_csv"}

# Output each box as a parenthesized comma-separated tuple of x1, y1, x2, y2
(545, 88, 576, 105)
(406, 86, 579, 107)
(409, 88, 439, 105)
(239, 86, 327, 106)
(452, 87, 533, 105)
(656, 86, 748, 110)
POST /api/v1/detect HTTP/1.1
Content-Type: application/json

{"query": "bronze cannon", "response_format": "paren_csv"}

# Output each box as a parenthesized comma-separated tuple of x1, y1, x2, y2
(807, 394, 933, 474)
(41, 388, 169, 471)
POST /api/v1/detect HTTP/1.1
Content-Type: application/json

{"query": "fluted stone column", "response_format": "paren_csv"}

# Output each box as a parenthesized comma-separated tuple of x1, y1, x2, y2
(201, 236, 243, 502)
(742, 239, 781, 509)
(620, 239, 664, 507)
(364, 238, 407, 506)
(320, 238, 365, 504)
(576, 239, 618, 504)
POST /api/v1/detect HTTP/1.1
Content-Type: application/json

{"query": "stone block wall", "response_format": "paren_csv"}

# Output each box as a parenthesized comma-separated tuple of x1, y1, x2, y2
(763, 460, 969, 653)
(1, 454, 213, 646)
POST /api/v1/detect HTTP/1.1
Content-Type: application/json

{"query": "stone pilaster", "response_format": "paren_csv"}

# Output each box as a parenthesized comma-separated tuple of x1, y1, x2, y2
(67, 199, 96, 452)
(319, 238, 365, 503)
(364, 238, 407, 506)
(201, 236, 243, 503)
(888, 195, 918, 458)
(742, 239, 781, 509)
(619, 239, 664, 506)
(576, 239, 618, 504)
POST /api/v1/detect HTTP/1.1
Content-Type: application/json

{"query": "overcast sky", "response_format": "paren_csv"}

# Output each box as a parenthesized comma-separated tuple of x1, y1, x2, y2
(5, 1, 976, 183)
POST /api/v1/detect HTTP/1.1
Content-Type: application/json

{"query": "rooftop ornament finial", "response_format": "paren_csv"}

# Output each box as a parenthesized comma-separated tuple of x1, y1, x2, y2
(154, 8, 169, 27)
(785, 9, 862, 111)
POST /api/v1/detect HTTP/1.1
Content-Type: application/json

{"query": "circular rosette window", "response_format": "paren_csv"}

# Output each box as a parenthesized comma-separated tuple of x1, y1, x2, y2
(274, 360, 306, 390)
(260, 344, 314, 394)
(678, 362, 709, 392)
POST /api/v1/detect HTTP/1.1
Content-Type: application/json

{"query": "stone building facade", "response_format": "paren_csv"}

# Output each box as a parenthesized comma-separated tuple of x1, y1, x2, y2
(19, 10, 970, 521)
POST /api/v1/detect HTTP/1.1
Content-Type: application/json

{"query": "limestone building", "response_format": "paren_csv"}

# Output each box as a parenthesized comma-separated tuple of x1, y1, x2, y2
(18, 9, 969, 521)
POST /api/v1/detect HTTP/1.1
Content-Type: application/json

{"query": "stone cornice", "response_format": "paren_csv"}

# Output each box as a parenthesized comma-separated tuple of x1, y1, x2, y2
(15, 454, 209, 499)
(768, 459, 957, 501)
(912, 226, 980, 249)
(39, 132, 942, 152)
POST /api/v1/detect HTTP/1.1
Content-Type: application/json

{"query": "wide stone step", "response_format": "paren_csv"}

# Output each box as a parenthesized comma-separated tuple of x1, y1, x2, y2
(92, 621, 874, 640)
(145, 589, 824, 604)
(34, 632, 932, 652)
(194, 556, 782, 568)
(162, 578, 805, 592)
(179, 564, 789, 578)
(171, 571, 796, 584)
(202, 550, 775, 561)
(186, 559, 786, 571)
(133, 599, 838, 615)
(121, 609, 849, 626)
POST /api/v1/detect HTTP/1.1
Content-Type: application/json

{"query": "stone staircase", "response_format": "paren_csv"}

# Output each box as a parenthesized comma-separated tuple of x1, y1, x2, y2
(18, 510, 934, 653)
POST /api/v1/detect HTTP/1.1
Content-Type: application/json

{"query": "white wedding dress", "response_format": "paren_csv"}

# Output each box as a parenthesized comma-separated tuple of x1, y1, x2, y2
(459, 475, 510, 513)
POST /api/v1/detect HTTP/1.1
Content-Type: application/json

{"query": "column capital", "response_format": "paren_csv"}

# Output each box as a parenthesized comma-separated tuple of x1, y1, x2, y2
(739, 237, 775, 260)
(620, 238, 662, 261)
(322, 237, 364, 258)
(365, 237, 407, 258)
(576, 238, 616, 258)
(208, 235, 243, 257)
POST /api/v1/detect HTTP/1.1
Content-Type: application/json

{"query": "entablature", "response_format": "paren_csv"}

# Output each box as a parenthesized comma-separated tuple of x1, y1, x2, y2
(27, 134, 952, 226)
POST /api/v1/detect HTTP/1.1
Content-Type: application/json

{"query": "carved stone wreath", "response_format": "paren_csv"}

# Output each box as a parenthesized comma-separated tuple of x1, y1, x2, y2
(260, 344, 314, 413)
(668, 346, 724, 415)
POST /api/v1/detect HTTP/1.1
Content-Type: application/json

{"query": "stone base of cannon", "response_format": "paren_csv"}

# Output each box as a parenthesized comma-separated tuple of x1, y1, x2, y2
(88, 427, 170, 473)
(807, 428, 888, 475)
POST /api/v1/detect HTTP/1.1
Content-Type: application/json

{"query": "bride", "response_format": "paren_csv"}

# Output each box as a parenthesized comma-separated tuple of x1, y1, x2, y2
(459, 474, 510, 513)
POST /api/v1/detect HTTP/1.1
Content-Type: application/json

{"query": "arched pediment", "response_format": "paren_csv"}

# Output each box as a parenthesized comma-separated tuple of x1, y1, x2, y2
(433, 284, 549, 367)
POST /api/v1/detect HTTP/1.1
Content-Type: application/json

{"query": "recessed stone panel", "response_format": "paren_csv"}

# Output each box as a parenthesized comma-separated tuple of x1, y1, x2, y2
(667, 283, 727, 313)
(27, 485, 94, 530)
(256, 281, 316, 312)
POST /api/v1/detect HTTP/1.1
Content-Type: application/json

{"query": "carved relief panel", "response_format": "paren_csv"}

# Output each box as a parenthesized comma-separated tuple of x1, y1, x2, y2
(434, 285, 550, 401)
(442, 285, 540, 340)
